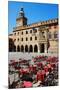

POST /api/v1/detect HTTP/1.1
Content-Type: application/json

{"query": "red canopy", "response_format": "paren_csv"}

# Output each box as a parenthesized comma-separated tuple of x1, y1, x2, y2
(23, 81, 32, 88)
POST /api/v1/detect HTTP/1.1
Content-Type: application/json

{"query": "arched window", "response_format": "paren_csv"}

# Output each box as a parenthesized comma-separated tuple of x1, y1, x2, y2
(30, 30, 32, 33)
(34, 45, 38, 52)
(26, 37, 28, 41)
(25, 45, 28, 52)
(18, 32, 19, 35)
(26, 31, 28, 34)
(35, 36, 37, 40)
(21, 32, 23, 35)
(30, 37, 32, 41)
(17, 38, 19, 41)
(17, 45, 20, 52)
(29, 45, 33, 52)
(21, 45, 24, 52)
(21, 38, 23, 41)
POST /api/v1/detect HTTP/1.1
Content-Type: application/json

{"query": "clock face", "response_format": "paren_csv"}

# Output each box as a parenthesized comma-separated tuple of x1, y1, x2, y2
(17, 21, 22, 26)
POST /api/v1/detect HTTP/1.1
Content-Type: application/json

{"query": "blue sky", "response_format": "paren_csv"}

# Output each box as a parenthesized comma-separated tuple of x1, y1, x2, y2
(8, 1, 58, 34)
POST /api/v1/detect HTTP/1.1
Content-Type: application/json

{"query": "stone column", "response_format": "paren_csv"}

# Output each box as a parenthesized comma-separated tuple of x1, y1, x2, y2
(15, 46, 17, 52)
(44, 43, 47, 53)
(33, 45, 34, 53)
(45, 30, 48, 39)
(38, 44, 40, 53)
(23, 45, 25, 53)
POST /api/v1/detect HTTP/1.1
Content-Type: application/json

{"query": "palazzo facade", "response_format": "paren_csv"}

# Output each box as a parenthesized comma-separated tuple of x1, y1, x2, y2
(9, 8, 58, 54)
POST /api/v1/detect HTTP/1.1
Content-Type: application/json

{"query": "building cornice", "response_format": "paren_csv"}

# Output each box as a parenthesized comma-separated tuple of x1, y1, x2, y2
(13, 18, 58, 32)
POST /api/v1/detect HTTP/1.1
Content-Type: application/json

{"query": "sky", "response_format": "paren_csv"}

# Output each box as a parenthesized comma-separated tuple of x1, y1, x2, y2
(8, 1, 58, 34)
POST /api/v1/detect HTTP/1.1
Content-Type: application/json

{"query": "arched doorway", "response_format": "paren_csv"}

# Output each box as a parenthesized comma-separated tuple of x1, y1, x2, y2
(14, 45, 16, 52)
(17, 45, 20, 52)
(34, 45, 38, 52)
(21, 45, 24, 52)
(9, 38, 15, 52)
(40, 44, 44, 53)
(25, 45, 28, 52)
(29, 45, 33, 52)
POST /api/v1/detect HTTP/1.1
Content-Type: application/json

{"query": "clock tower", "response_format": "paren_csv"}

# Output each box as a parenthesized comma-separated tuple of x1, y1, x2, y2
(16, 8, 27, 26)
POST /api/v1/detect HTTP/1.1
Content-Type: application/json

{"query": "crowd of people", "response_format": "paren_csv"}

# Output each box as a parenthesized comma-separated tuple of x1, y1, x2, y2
(8, 55, 58, 88)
